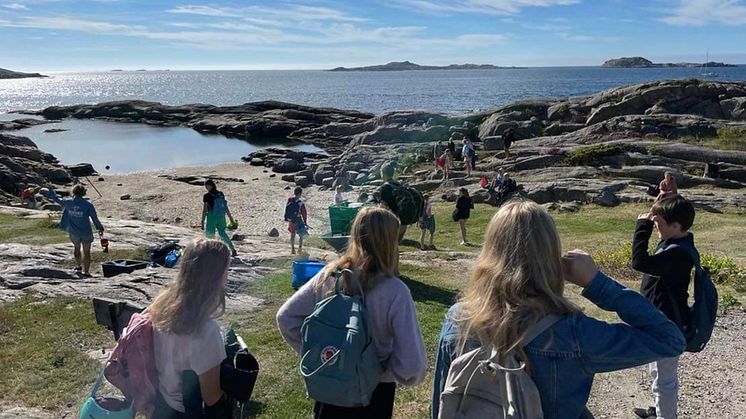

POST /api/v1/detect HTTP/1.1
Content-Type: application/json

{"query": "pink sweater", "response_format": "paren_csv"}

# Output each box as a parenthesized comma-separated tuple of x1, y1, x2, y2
(276, 270, 428, 386)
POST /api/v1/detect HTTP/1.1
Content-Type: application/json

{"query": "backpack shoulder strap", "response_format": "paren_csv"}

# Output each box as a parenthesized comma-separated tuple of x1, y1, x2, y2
(521, 314, 562, 346)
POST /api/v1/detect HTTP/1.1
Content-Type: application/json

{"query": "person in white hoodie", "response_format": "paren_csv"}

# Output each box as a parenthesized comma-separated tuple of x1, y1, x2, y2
(277, 206, 427, 419)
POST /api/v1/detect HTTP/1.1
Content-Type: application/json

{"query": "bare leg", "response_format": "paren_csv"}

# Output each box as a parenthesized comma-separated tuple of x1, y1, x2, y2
(429, 231, 434, 247)
(82, 242, 92, 275)
(298, 234, 304, 253)
(290, 231, 296, 254)
(419, 228, 426, 249)
(459, 219, 467, 244)
(73, 242, 82, 269)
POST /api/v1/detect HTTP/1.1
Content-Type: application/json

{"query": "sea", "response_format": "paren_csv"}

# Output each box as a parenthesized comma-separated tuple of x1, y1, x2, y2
(2, 66, 745, 172)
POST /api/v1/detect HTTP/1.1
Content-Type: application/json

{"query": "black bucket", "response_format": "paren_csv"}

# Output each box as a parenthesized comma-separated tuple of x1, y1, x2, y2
(101, 260, 149, 278)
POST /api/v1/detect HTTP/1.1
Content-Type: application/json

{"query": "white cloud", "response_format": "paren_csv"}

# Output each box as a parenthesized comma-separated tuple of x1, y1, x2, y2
(394, 0, 580, 16)
(660, 0, 746, 26)
(2, 3, 29, 10)
(167, 4, 368, 23)
(167, 5, 242, 18)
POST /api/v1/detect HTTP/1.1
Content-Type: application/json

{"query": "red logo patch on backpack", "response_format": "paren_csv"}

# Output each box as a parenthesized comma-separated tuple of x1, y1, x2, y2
(104, 312, 159, 417)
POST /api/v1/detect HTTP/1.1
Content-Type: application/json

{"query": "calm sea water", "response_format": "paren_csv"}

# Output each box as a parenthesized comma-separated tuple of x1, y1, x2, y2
(10, 119, 323, 174)
(2, 67, 745, 172)
(1, 67, 745, 114)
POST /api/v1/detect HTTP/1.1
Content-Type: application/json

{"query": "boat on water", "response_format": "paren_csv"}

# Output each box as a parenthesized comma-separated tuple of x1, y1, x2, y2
(700, 49, 719, 78)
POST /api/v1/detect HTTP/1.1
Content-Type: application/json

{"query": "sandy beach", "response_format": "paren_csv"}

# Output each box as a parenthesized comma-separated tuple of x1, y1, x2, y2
(85, 162, 342, 239)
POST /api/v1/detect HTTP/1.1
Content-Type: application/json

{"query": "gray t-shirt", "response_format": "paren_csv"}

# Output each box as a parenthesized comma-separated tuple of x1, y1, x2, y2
(153, 319, 226, 412)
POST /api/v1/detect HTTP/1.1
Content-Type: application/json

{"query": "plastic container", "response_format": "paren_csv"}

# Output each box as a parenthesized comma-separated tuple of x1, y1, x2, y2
(291, 259, 326, 289)
(101, 260, 149, 278)
(328, 202, 363, 235)
(319, 233, 350, 253)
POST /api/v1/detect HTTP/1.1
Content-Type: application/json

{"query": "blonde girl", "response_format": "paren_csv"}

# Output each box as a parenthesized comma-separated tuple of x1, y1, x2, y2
(431, 201, 685, 419)
(149, 238, 231, 418)
(277, 207, 427, 419)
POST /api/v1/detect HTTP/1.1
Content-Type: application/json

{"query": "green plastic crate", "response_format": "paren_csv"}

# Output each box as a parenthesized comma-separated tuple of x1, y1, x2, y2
(329, 203, 362, 235)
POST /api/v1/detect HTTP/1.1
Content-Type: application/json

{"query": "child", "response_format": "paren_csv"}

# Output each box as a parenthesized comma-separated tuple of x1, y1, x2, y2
(149, 238, 231, 418)
(201, 180, 237, 257)
(453, 188, 473, 245)
(47, 185, 104, 277)
(632, 194, 696, 419)
(419, 194, 435, 250)
(436, 150, 451, 181)
(461, 140, 473, 178)
(285, 187, 308, 255)
(657, 171, 678, 200)
(20, 186, 37, 209)
(432, 201, 685, 419)
(277, 207, 427, 419)
(334, 185, 345, 205)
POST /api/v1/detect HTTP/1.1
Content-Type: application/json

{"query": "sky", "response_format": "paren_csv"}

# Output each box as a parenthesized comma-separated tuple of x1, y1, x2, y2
(1, 0, 745, 71)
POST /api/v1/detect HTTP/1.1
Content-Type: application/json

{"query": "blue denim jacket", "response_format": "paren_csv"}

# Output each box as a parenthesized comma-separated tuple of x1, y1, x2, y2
(432, 272, 686, 419)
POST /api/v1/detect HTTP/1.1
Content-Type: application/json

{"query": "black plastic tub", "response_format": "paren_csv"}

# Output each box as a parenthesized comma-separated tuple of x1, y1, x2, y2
(102, 260, 149, 278)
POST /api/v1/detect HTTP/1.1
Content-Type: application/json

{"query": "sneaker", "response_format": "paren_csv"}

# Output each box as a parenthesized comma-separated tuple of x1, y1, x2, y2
(460, 240, 467, 246)
(633, 406, 656, 418)
(74, 266, 82, 273)
(231, 249, 238, 257)
(80, 272, 93, 278)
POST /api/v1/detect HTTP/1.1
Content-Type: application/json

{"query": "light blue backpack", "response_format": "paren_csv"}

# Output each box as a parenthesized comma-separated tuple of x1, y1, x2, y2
(79, 369, 134, 419)
(299, 268, 382, 407)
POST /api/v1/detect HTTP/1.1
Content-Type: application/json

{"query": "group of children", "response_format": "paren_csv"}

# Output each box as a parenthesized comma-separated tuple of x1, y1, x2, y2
(39, 162, 699, 419)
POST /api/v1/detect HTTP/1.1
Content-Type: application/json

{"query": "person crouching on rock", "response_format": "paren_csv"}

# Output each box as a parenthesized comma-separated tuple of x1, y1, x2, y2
(285, 187, 308, 255)
(149, 238, 232, 418)
(46, 184, 104, 277)
(657, 171, 678, 200)
(201, 179, 238, 257)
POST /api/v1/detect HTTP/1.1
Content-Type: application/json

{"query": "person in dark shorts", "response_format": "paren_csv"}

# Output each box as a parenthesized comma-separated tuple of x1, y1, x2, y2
(452, 188, 473, 245)
(502, 127, 515, 160)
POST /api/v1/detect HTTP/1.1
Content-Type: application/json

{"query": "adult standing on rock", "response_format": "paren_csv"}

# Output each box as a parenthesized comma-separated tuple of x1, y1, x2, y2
(378, 163, 422, 242)
(502, 127, 515, 160)
(47, 185, 104, 277)
(462, 139, 475, 178)
(447, 136, 457, 167)
(201, 179, 238, 257)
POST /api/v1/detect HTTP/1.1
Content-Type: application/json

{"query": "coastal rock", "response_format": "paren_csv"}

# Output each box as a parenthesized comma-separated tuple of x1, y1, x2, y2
(0, 133, 72, 202)
(65, 163, 96, 177)
(271, 158, 303, 174)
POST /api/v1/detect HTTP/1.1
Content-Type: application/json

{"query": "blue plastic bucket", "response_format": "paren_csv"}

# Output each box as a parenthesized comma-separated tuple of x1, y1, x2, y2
(291, 259, 326, 290)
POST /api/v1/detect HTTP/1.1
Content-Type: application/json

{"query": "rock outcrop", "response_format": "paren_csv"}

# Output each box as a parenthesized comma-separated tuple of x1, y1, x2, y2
(0, 133, 72, 203)
(0, 68, 47, 79)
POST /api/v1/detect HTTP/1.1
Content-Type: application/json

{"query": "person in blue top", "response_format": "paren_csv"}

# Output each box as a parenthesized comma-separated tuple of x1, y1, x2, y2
(47, 184, 104, 277)
(431, 201, 685, 419)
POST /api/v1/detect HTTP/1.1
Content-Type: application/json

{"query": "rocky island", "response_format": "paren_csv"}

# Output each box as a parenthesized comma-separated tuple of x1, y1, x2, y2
(329, 61, 519, 71)
(602, 57, 736, 68)
(0, 68, 47, 79)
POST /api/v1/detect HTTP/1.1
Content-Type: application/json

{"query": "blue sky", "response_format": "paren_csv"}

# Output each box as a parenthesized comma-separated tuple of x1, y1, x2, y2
(1, 0, 745, 71)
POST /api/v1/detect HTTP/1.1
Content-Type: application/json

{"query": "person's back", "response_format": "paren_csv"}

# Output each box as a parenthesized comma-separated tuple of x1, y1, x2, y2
(50, 189, 102, 238)
(277, 207, 427, 418)
(149, 239, 232, 418)
(432, 201, 685, 419)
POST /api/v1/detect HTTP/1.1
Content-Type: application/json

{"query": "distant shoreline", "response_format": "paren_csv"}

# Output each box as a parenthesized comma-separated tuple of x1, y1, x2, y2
(328, 61, 525, 72)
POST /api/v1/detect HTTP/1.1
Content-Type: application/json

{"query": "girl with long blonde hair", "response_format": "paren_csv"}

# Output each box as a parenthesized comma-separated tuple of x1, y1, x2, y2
(432, 200, 686, 419)
(149, 238, 231, 419)
(277, 206, 427, 419)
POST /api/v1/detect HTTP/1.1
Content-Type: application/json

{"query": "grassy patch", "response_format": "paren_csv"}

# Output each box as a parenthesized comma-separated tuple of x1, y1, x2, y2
(559, 143, 642, 166)
(0, 214, 67, 245)
(680, 127, 746, 152)
(0, 297, 110, 410)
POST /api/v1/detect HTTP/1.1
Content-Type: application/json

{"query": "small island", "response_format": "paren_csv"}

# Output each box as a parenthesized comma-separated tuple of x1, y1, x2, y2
(329, 61, 521, 71)
(0, 68, 47, 79)
(602, 57, 736, 68)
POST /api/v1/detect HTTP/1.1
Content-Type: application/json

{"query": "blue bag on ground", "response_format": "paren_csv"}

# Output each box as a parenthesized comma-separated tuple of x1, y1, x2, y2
(299, 269, 382, 407)
(291, 259, 326, 290)
(666, 243, 718, 353)
(164, 249, 182, 268)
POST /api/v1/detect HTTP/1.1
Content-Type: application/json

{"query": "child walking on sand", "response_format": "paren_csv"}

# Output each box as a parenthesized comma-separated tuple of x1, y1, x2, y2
(419, 194, 435, 250)
(285, 187, 308, 255)
(201, 179, 237, 257)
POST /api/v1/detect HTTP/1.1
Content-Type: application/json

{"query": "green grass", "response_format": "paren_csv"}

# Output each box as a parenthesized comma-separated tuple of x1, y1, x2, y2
(0, 297, 110, 410)
(680, 127, 746, 152)
(0, 214, 67, 245)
